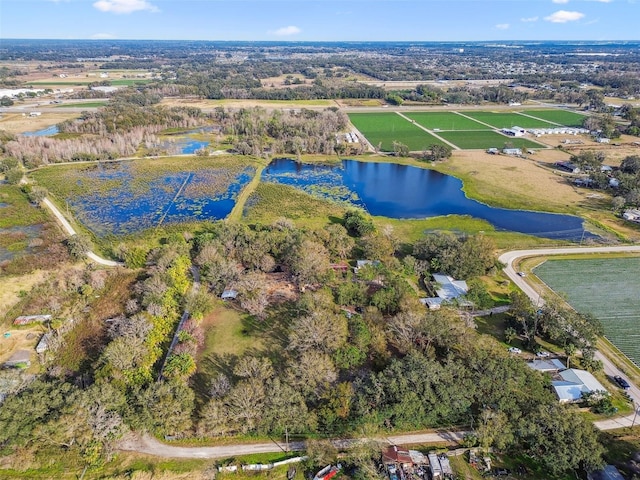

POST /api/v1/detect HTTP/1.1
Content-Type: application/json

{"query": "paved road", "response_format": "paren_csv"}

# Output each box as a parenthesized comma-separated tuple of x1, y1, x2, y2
(42, 197, 123, 267)
(499, 245, 640, 429)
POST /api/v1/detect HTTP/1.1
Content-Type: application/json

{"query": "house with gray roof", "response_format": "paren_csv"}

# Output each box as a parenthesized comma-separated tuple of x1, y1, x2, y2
(552, 368, 607, 403)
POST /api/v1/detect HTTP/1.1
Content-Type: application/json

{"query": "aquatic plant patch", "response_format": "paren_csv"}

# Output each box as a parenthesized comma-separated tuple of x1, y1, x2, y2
(32, 157, 255, 237)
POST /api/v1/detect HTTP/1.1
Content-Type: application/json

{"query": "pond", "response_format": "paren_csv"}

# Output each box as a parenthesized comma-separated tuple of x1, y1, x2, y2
(22, 125, 60, 137)
(0, 225, 43, 262)
(68, 162, 254, 237)
(262, 159, 596, 241)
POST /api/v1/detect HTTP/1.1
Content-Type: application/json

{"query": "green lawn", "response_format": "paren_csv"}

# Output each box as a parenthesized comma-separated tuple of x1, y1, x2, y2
(462, 111, 555, 129)
(56, 101, 107, 108)
(404, 112, 487, 130)
(348, 112, 447, 151)
(533, 257, 640, 366)
(522, 109, 587, 127)
(437, 130, 544, 150)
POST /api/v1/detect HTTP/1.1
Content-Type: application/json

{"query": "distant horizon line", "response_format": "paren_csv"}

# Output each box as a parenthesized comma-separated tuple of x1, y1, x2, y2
(2, 38, 639, 43)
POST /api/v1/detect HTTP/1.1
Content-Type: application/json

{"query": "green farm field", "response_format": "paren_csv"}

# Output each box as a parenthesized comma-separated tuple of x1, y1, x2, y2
(404, 112, 487, 130)
(462, 111, 556, 129)
(437, 130, 544, 150)
(348, 112, 447, 151)
(534, 257, 640, 366)
(523, 109, 587, 127)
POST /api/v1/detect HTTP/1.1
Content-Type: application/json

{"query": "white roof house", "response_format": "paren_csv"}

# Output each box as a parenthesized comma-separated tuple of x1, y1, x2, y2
(221, 289, 238, 300)
(552, 368, 607, 403)
(422, 274, 469, 310)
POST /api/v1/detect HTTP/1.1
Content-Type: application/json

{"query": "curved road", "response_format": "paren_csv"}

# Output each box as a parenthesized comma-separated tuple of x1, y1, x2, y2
(42, 197, 123, 267)
(499, 245, 640, 430)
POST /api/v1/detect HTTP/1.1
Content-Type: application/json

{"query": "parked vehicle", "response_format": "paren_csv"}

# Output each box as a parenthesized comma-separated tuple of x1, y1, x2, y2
(508, 347, 522, 354)
(536, 350, 550, 357)
(613, 375, 631, 390)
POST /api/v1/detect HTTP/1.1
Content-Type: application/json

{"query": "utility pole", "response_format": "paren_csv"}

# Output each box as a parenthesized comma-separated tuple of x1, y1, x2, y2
(285, 426, 289, 452)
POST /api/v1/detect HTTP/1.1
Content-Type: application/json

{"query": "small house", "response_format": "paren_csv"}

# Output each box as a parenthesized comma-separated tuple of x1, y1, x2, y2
(221, 289, 238, 300)
(554, 161, 581, 174)
(13, 314, 51, 326)
(623, 209, 640, 223)
(502, 148, 522, 156)
(382, 446, 413, 467)
(36, 333, 52, 354)
(552, 368, 607, 403)
(527, 358, 565, 373)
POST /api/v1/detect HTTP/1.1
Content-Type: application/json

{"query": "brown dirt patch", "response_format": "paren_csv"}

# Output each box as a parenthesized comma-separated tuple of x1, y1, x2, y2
(0, 327, 44, 368)
(0, 111, 80, 134)
(0, 270, 48, 319)
(264, 272, 298, 304)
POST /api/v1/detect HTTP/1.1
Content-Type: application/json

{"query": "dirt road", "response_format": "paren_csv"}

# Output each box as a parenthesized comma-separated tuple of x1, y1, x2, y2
(42, 197, 122, 267)
(118, 431, 468, 460)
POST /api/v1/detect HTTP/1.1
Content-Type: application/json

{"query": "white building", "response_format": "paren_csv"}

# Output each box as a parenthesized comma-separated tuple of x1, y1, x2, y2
(422, 274, 469, 310)
(552, 368, 607, 403)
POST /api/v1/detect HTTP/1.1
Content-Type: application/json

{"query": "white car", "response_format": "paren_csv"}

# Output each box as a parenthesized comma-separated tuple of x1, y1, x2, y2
(536, 351, 550, 357)
(508, 347, 522, 354)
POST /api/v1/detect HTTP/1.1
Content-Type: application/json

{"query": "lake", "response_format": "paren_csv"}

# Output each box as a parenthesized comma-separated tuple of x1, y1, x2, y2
(68, 162, 253, 237)
(23, 125, 59, 136)
(262, 158, 596, 241)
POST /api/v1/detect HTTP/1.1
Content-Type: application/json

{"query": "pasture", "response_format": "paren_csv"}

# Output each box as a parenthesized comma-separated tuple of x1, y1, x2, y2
(523, 109, 587, 127)
(437, 130, 544, 150)
(461, 111, 556, 129)
(404, 112, 487, 130)
(533, 257, 640, 367)
(348, 112, 447, 151)
(349, 108, 583, 151)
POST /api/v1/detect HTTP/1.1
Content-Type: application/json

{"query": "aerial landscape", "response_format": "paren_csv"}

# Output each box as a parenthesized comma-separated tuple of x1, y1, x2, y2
(2, 1, 640, 479)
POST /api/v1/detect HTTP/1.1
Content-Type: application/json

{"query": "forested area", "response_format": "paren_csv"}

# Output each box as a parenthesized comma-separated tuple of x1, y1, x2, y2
(0, 217, 605, 476)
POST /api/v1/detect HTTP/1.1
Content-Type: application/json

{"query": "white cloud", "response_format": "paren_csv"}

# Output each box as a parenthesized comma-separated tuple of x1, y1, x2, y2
(269, 26, 301, 36)
(521, 16, 539, 22)
(544, 10, 585, 22)
(495, 23, 510, 30)
(93, 0, 159, 14)
(91, 33, 117, 39)
(552, 0, 570, 4)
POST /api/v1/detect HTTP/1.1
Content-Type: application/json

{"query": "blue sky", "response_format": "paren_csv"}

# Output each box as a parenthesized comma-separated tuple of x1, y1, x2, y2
(1, 0, 638, 41)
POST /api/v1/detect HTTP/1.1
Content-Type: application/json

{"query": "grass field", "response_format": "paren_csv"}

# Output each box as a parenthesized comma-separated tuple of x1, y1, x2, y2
(56, 101, 107, 108)
(437, 131, 544, 150)
(348, 112, 447, 151)
(349, 110, 576, 151)
(533, 257, 640, 366)
(461, 111, 556, 129)
(403, 112, 487, 130)
(523, 109, 587, 127)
